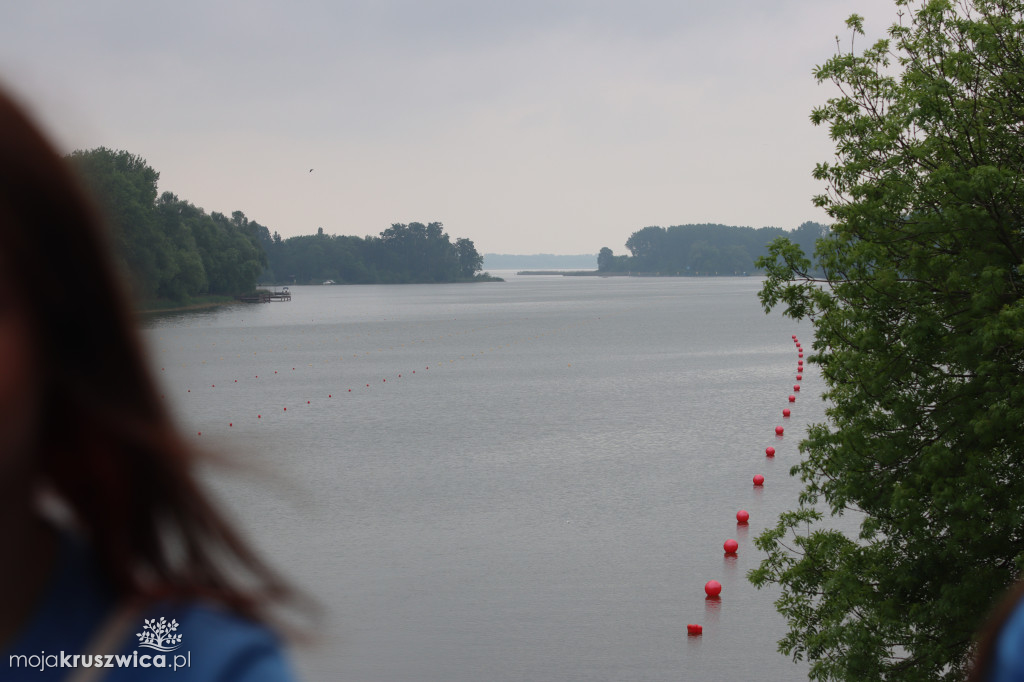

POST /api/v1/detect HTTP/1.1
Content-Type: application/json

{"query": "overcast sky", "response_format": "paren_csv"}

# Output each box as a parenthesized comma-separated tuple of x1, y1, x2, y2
(1, 0, 899, 254)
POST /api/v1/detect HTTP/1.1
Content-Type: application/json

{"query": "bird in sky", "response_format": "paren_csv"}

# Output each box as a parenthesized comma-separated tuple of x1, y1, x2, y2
(309, 168, 314, 173)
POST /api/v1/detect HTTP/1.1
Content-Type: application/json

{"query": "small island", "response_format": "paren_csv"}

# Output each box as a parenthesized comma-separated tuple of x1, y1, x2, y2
(596, 222, 828, 276)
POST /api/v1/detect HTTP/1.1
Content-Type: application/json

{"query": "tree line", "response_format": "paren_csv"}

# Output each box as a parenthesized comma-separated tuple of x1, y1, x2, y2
(597, 221, 828, 275)
(69, 148, 268, 304)
(68, 148, 491, 305)
(258, 222, 488, 285)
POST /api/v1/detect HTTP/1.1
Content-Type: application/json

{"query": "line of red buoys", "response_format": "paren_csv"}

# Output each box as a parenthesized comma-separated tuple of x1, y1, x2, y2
(694, 333, 803, 637)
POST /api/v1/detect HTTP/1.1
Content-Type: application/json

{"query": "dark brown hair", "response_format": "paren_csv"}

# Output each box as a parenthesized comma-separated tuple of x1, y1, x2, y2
(0, 87, 291, 621)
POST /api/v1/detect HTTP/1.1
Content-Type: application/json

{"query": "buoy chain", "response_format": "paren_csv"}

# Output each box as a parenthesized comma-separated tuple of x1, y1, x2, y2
(693, 333, 807, 637)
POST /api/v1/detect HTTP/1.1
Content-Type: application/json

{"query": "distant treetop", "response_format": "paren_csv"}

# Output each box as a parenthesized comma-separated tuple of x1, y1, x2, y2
(597, 222, 828, 275)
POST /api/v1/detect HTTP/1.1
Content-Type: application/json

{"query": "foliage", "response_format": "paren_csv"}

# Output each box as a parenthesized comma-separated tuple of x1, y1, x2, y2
(749, 2, 1024, 680)
(262, 222, 487, 284)
(69, 149, 490, 297)
(596, 222, 828, 274)
(69, 148, 267, 302)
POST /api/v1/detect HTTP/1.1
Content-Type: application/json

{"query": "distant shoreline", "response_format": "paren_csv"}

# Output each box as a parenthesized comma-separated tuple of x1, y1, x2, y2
(516, 270, 599, 276)
(516, 271, 755, 277)
(136, 296, 235, 315)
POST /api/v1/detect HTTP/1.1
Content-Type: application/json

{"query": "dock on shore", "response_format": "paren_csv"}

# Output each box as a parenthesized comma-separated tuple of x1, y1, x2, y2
(237, 289, 292, 303)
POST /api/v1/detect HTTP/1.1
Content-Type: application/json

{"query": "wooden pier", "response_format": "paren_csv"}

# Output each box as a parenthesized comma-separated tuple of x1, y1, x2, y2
(237, 288, 292, 303)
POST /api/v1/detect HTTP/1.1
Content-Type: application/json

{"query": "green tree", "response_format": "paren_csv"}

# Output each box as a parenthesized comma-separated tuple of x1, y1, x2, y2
(68, 148, 167, 298)
(153, 192, 208, 299)
(69, 148, 270, 302)
(624, 225, 666, 270)
(263, 221, 488, 284)
(750, 2, 1024, 680)
(688, 239, 720, 274)
(455, 237, 483, 279)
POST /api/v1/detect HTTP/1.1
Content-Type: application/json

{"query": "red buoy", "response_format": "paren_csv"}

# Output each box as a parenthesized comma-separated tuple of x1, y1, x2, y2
(796, 374, 803, 381)
(753, 474, 765, 486)
(687, 624, 703, 636)
(788, 395, 796, 402)
(736, 509, 749, 524)
(794, 385, 801, 392)
(775, 425, 784, 435)
(766, 446, 776, 457)
(705, 580, 722, 598)
(724, 539, 738, 554)
(783, 408, 791, 417)
(798, 352, 803, 358)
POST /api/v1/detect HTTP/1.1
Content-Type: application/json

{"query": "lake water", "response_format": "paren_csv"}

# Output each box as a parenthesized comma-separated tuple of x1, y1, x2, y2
(142, 274, 826, 681)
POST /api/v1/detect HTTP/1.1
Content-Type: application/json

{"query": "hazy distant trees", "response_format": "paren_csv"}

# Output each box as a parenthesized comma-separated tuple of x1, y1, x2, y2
(261, 222, 487, 285)
(68, 147, 267, 303)
(597, 222, 829, 275)
(455, 237, 484, 279)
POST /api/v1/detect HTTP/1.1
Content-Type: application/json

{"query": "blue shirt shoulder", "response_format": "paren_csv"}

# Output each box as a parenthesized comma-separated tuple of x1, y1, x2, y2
(990, 599, 1024, 682)
(2, 532, 297, 681)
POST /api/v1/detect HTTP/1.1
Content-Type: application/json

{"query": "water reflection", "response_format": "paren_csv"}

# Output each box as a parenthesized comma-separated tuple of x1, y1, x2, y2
(704, 595, 722, 626)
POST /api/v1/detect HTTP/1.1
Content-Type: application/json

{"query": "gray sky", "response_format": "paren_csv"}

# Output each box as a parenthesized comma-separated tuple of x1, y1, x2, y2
(1, 0, 898, 254)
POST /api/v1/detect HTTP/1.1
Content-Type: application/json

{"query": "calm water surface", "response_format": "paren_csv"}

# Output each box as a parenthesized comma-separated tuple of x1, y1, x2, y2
(143, 274, 827, 681)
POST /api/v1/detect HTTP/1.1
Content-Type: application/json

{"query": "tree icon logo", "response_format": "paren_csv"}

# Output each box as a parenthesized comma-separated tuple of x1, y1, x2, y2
(136, 617, 183, 652)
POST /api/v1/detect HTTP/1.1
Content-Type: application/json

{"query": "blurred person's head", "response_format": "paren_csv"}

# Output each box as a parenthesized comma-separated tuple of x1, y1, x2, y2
(0, 86, 287, 620)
